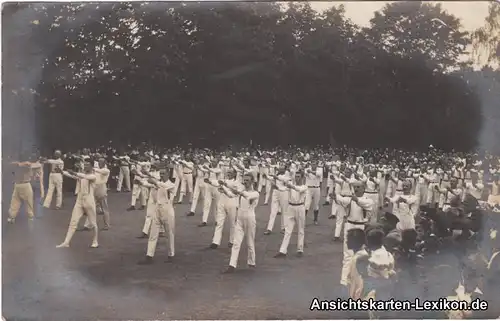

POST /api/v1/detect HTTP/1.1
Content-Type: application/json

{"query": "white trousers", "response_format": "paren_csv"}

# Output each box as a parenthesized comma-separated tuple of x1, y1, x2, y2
(365, 191, 379, 223)
(131, 184, 148, 206)
(212, 199, 237, 245)
(43, 172, 63, 208)
(141, 201, 165, 235)
(258, 178, 272, 204)
(341, 221, 366, 285)
(62, 196, 98, 246)
(178, 173, 193, 202)
(117, 166, 131, 191)
(229, 213, 256, 268)
(266, 190, 287, 231)
(426, 183, 440, 204)
(305, 187, 321, 212)
(147, 203, 175, 257)
(333, 204, 346, 238)
(279, 204, 305, 254)
(190, 180, 206, 213)
(438, 181, 451, 208)
(202, 186, 219, 223)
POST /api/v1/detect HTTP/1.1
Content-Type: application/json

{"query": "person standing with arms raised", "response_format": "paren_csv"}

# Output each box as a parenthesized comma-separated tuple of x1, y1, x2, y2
(220, 173, 259, 273)
(42, 150, 64, 210)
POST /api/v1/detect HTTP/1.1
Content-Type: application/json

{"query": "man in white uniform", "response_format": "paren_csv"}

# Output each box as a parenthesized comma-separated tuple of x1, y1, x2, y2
(304, 162, 322, 225)
(177, 156, 194, 204)
(198, 159, 222, 226)
(128, 156, 150, 210)
(136, 164, 163, 239)
(187, 158, 207, 216)
(82, 158, 110, 230)
(138, 169, 176, 264)
(386, 180, 417, 231)
(221, 173, 259, 273)
(263, 167, 290, 235)
(42, 150, 64, 209)
(56, 163, 99, 249)
(208, 169, 241, 249)
(115, 153, 131, 192)
(332, 181, 373, 286)
(274, 170, 307, 258)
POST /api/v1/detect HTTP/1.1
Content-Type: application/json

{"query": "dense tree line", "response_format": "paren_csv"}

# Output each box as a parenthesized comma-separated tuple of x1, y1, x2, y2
(3, 1, 498, 154)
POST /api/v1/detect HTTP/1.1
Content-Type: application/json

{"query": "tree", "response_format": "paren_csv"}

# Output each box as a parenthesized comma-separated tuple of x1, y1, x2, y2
(367, 1, 471, 71)
(472, 2, 500, 67)
(3, 2, 484, 152)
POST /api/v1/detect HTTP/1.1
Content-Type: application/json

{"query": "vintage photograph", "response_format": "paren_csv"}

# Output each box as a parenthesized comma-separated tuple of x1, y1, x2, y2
(2, 1, 500, 319)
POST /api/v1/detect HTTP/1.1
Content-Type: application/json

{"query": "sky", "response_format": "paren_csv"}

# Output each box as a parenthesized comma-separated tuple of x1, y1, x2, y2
(309, 1, 490, 31)
(309, 1, 492, 67)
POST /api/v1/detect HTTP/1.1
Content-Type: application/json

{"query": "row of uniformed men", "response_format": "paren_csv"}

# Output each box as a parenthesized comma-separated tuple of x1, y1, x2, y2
(112, 155, 400, 278)
(30, 150, 499, 279)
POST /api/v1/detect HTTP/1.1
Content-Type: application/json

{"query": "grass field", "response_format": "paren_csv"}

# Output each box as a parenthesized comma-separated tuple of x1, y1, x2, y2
(3, 188, 500, 320)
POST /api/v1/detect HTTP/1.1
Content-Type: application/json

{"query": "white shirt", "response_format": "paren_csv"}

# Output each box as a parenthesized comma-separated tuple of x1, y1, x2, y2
(156, 180, 176, 205)
(336, 176, 355, 196)
(275, 174, 291, 192)
(440, 187, 463, 204)
(335, 195, 373, 223)
(305, 168, 322, 187)
(139, 161, 151, 172)
(93, 167, 110, 185)
(388, 194, 417, 230)
(237, 190, 259, 217)
(288, 184, 307, 204)
(118, 155, 130, 166)
(365, 177, 380, 193)
(207, 166, 222, 181)
(221, 179, 242, 202)
(63, 171, 96, 199)
(466, 182, 484, 200)
(48, 158, 64, 172)
(181, 161, 194, 174)
(424, 170, 440, 184)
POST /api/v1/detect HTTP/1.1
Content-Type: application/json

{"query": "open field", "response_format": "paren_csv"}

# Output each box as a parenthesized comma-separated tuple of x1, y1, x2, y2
(3, 189, 500, 320)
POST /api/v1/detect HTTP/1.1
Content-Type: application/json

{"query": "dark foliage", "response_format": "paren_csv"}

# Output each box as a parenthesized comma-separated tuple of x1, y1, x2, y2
(3, 2, 493, 153)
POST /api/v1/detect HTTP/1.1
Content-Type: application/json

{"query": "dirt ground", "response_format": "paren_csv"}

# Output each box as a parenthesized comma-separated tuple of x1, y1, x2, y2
(3, 188, 500, 320)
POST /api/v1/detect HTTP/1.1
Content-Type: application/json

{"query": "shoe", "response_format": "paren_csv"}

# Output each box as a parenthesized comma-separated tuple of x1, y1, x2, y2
(198, 222, 207, 227)
(136, 233, 148, 239)
(90, 243, 99, 248)
(126, 206, 135, 211)
(186, 212, 195, 216)
(222, 266, 235, 274)
(274, 252, 286, 258)
(209, 243, 218, 249)
(56, 243, 69, 248)
(138, 256, 154, 265)
(264, 230, 271, 235)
